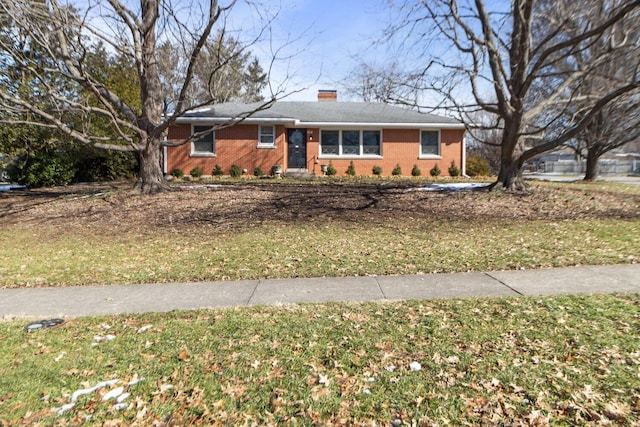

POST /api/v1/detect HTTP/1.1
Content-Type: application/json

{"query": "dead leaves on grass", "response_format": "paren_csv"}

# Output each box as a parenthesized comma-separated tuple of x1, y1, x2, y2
(5, 296, 640, 425)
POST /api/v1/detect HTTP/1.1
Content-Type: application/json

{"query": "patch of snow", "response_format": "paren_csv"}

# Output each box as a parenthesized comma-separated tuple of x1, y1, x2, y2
(409, 361, 422, 371)
(54, 403, 75, 416)
(413, 183, 491, 192)
(102, 386, 124, 401)
(117, 392, 131, 403)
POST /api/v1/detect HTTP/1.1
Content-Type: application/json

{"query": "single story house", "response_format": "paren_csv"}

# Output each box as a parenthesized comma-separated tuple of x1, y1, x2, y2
(165, 90, 466, 177)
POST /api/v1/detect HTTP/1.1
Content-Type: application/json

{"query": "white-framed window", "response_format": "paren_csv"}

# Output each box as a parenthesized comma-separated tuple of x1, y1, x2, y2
(258, 125, 275, 147)
(320, 130, 381, 157)
(191, 125, 215, 156)
(420, 130, 440, 157)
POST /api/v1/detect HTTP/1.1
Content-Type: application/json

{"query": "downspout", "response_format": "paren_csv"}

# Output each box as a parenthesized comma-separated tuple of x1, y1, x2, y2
(162, 135, 168, 175)
(462, 133, 469, 178)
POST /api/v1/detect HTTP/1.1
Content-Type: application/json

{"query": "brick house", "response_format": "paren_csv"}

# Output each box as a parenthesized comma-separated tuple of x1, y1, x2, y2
(165, 90, 466, 177)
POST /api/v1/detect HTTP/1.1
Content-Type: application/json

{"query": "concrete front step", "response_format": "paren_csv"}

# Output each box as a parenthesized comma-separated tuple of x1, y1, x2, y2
(285, 170, 316, 179)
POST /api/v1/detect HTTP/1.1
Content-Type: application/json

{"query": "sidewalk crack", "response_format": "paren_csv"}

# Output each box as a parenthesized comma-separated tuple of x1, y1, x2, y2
(246, 280, 261, 305)
(373, 276, 388, 300)
(484, 273, 523, 296)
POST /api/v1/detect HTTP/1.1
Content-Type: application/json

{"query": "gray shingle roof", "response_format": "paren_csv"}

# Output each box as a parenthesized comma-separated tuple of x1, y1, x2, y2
(179, 102, 463, 127)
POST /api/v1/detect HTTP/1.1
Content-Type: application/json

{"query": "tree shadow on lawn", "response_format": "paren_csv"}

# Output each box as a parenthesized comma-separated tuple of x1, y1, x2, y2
(1, 182, 639, 231)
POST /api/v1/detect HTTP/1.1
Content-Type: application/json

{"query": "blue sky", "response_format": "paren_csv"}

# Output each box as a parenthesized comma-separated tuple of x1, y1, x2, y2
(243, 0, 392, 101)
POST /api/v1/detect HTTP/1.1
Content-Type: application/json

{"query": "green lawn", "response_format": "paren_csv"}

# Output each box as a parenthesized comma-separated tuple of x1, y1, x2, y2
(0, 218, 638, 287)
(1, 295, 638, 425)
(1, 180, 638, 425)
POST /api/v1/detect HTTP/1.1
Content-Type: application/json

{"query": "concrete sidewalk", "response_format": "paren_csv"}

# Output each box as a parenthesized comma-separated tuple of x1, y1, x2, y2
(1, 264, 638, 319)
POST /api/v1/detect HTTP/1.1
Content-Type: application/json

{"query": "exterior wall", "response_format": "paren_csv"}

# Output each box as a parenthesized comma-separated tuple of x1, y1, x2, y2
(166, 123, 464, 177)
(312, 128, 465, 177)
(166, 123, 286, 175)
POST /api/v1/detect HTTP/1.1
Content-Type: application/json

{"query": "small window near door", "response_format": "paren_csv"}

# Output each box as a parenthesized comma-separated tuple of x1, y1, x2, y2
(420, 130, 440, 157)
(192, 125, 215, 156)
(258, 125, 275, 147)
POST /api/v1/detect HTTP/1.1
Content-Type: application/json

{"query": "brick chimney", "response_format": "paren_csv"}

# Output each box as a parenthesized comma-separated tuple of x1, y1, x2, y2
(317, 89, 337, 102)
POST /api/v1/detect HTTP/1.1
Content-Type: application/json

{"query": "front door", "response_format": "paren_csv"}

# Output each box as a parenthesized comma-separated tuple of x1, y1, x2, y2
(287, 128, 307, 169)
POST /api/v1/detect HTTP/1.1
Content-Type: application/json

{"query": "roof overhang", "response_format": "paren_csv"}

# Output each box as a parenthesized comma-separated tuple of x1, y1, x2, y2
(175, 117, 465, 129)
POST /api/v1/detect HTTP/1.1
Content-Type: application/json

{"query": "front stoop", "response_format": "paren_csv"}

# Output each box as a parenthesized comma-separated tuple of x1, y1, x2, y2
(285, 170, 316, 179)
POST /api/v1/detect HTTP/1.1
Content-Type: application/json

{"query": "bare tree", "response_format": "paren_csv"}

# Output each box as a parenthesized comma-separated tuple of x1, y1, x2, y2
(157, 32, 267, 113)
(0, 0, 290, 193)
(341, 61, 418, 105)
(388, 0, 640, 190)
(548, 2, 640, 180)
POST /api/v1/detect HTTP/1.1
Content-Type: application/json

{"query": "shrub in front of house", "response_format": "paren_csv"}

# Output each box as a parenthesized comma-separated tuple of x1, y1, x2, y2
(326, 162, 337, 176)
(170, 168, 184, 178)
(448, 160, 461, 177)
(254, 167, 264, 177)
(430, 163, 441, 177)
(411, 164, 421, 177)
(372, 165, 382, 176)
(212, 165, 224, 176)
(189, 166, 203, 178)
(466, 156, 491, 177)
(392, 164, 402, 176)
(230, 164, 242, 177)
(346, 161, 356, 176)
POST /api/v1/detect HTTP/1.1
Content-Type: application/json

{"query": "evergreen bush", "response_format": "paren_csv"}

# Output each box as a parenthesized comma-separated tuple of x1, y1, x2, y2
(212, 165, 224, 176)
(230, 164, 242, 177)
(448, 160, 461, 177)
(346, 161, 356, 176)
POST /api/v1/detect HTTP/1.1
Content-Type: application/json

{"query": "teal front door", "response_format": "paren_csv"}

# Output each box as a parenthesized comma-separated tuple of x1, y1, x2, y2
(287, 129, 307, 169)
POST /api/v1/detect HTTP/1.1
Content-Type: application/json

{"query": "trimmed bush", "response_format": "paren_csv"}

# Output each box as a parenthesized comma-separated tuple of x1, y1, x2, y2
(466, 155, 491, 177)
(429, 163, 441, 177)
(189, 166, 203, 178)
(326, 162, 337, 176)
(212, 165, 224, 176)
(372, 165, 382, 176)
(253, 167, 264, 177)
(448, 160, 461, 177)
(392, 164, 402, 176)
(411, 164, 421, 177)
(230, 164, 242, 177)
(170, 168, 184, 178)
(346, 161, 356, 176)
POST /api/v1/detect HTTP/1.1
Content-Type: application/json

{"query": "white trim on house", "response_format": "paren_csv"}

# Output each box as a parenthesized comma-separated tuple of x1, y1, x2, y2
(257, 125, 276, 148)
(190, 124, 216, 157)
(176, 117, 465, 130)
(318, 129, 384, 159)
(418, 129, 442, 159)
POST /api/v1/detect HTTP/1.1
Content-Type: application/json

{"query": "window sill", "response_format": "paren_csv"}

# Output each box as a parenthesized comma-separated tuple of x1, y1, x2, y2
(319, 155, 383, 160)
(419, 155, 442, 160)
(190, 153, 217, 158)
(256, 144, 277, 149)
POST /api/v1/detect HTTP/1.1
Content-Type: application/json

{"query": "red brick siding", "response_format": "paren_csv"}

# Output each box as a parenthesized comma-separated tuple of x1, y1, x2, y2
(312, 128, 464, 176)
(166, 123, 464, 177)
(166, 124, 286, 175)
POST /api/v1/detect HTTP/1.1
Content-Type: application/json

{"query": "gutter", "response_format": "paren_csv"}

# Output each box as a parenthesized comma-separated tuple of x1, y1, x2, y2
(175, 117, 465, 129)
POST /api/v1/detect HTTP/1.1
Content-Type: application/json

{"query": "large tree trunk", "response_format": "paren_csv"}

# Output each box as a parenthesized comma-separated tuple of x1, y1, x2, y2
(584, 150, 601, 181)
(137, 139, 166, 193)
(493, 119, 528, 191)
(494, 157, 527, 191)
